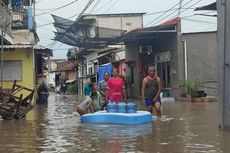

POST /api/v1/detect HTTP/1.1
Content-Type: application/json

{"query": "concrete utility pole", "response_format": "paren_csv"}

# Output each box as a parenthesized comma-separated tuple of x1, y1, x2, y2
(178, 0, 183, 17)
(218, 0, 230, 129)
(1, 29, 3, 88)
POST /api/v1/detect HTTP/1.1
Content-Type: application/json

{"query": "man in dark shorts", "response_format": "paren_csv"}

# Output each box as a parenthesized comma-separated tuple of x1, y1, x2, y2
(142, 66, 162, 116)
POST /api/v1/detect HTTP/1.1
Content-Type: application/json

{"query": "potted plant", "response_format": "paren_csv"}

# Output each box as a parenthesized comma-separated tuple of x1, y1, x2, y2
(185, 78, 199, 102)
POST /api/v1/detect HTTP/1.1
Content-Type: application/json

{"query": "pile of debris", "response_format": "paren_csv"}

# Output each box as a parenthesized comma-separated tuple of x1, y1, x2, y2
(0, 81, 34, 120)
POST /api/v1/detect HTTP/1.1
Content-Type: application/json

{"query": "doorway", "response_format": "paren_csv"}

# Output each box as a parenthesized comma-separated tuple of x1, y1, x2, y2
(155, 52, 171, 89)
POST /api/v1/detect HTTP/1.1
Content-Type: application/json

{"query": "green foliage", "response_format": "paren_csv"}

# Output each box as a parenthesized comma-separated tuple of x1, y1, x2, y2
(67, 84, 78, 95)
(185, 78, 199, 95)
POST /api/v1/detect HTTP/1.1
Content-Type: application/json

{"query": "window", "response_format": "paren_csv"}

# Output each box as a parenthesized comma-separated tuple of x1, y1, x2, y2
(88, 67, 93, 74)
(0, 60, 22, 81)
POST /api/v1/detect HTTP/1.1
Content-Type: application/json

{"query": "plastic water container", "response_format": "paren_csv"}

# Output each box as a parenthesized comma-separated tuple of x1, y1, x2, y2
(107, 101, 117, 113)
(106, 101, 112, 112)
(117, 101, 127, 113)
(127, 99, 137, 113)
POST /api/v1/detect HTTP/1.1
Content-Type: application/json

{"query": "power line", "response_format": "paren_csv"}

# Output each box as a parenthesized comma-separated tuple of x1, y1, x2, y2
(36, 0, 96, 28)
(145, 0, 186, 26)
(152, 0, 202, 26)
(89, 0, 102, 13)
(151, 0, 195, 26)
(144, 7, 195, 16)
(44, 0, 95, 48)
(36, 12, 82, 27)
(175, 0, 203, 17)
(36, 16, 53, 23)
(94, 0, 114, 12)
(35, 0, 80, 16)
(104, 0, 120, 13)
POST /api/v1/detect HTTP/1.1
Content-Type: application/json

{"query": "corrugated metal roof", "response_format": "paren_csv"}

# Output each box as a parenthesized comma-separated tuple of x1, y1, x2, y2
(195, 2, 216, 11)
(3, 44, 33, 48)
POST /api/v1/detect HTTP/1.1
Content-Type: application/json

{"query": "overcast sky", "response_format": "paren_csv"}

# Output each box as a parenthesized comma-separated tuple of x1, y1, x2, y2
(35, 0, 217, 59)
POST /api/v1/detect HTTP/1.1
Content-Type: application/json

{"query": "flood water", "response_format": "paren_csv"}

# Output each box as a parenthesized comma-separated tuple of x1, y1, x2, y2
(1, 94, 230, 153)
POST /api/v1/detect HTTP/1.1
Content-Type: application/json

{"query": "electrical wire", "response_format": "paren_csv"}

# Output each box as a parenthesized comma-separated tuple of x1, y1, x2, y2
(89, 0, 102, 13)
(94, 0, 114, 12)
(43, 0, 94, 48)
(145, 0, 186, 26)
(35, 0, 80, 16)
(104, 0, 120, 13)
(152, 0, 203, 26)
(144, 7, 195, 16)
(36, 13, 81, 27)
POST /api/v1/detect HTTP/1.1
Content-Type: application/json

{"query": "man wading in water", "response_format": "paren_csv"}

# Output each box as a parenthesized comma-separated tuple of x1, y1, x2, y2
(142, 66, 162, 116)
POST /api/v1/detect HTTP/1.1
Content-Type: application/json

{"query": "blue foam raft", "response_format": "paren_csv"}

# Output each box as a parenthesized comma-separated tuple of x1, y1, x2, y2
(80, 111, 152, 124)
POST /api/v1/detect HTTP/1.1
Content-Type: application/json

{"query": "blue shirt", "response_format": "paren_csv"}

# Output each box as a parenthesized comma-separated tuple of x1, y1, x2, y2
(84, 84, 92, 96)
(99, 80, 107, 93)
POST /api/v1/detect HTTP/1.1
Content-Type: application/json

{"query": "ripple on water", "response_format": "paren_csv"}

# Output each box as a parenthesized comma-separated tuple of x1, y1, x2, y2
(185, 143, 217, 153)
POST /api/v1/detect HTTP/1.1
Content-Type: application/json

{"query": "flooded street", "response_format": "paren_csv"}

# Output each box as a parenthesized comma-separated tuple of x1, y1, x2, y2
(0, 94, 230, 153)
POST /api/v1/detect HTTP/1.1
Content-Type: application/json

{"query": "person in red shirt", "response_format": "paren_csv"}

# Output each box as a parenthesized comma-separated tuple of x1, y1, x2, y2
(106, 68, 127, 103)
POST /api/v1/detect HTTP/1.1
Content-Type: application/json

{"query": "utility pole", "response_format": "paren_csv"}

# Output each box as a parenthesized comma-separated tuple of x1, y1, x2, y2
(218, 0, 230, 129)
(178, 0, 183, 17)
(1, 28, 4, 88)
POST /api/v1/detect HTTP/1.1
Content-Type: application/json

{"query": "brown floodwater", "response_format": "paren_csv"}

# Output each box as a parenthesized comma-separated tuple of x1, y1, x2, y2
(0, 94, 230, 153)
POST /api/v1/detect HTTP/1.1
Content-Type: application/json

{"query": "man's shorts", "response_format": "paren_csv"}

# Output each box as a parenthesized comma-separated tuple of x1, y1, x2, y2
(145, 97, 161, 107)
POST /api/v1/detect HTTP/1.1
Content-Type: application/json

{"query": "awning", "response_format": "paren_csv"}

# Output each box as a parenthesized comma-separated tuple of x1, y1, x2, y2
(3, 44, 33, 51)
(122, 22, 178, 41)
(195, 2, 216, 11)
(3, 44, 33, 48)
(66, 79, 76, 83)
(35, 47, 53, 56)
(0, 27, 14, 45)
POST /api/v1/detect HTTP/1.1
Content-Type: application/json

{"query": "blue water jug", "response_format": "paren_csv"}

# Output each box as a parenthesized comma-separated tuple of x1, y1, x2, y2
(106, 101, 112, 112)
(107, 101, 117, 113)
(127, 99, 137, 113)
(117, 101, 127, 113)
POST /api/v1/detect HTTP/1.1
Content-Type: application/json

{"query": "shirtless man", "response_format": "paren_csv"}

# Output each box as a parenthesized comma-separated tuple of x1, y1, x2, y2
(142, 66, 162, 116)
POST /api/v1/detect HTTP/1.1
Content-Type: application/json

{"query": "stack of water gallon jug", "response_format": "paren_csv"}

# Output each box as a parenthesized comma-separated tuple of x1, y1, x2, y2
(106, 99, 137, 113)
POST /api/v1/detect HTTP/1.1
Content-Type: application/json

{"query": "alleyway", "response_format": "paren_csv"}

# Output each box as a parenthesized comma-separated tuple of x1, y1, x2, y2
(0, 94, 229, 153)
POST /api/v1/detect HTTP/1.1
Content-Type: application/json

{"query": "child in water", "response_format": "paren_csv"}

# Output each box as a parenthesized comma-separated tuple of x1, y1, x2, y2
(91, 82, 102, 112)
(76, 91, 101, 116)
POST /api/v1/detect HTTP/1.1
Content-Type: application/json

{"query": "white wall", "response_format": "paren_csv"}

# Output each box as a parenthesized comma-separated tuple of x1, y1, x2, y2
(86, 52, 98, 75)
(98, 16, 143, 30)
(125, 42, 140, 98)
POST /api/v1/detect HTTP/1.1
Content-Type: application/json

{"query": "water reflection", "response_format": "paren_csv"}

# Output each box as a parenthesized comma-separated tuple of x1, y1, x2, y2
(0, 95, 230, 153)
(83, 123, 153, 138)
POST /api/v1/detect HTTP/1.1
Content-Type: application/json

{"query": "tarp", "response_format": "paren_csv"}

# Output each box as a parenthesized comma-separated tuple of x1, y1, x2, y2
(52, 15, 126, 49)
(98, 63, 112, 83)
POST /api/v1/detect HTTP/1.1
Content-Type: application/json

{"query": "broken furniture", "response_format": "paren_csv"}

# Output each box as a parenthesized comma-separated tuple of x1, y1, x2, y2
(0, 80, 34, 119)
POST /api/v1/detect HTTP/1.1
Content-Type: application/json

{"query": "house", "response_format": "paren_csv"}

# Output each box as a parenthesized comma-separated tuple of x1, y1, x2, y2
(35, 47, 53, 85)
(0, 0, 39, 102)
(44, 59, 65, 87)
(55, 60, 78, 86)
(182, 31, 217, 97)
(123, 17, 218, 99)
(123, 18, 181, 98)
(63, 13, 145, 95)
(52, 12, 218, 99)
